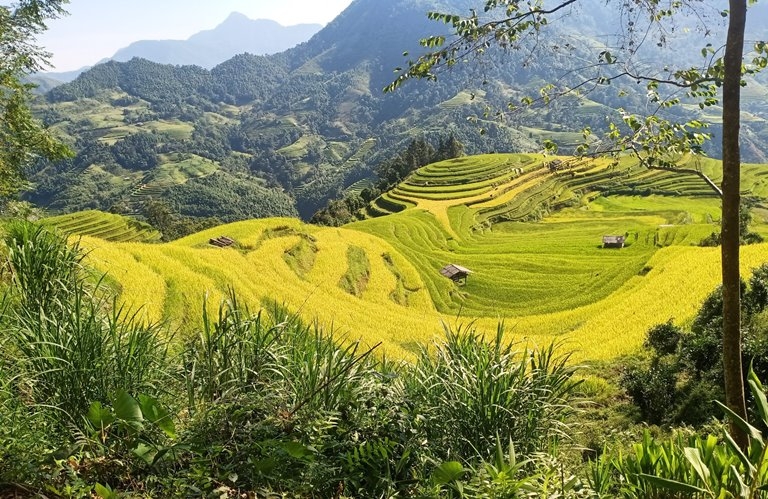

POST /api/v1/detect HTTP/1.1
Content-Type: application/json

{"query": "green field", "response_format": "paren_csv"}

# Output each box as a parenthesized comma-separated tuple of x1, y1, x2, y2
(68, 153, 768, 361)
(43, 210, 161, 243)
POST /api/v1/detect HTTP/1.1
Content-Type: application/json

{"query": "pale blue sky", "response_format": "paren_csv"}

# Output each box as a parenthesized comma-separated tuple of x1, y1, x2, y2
(38, 0, 355, 71)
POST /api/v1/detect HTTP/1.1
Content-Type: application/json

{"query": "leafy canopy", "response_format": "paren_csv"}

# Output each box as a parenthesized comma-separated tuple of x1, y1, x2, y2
(0, 0, 71, 199)
(386, 0, 768, 172)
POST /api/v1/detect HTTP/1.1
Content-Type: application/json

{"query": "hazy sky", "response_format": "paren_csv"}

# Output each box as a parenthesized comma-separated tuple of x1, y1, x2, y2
(37, 0, 355, 72)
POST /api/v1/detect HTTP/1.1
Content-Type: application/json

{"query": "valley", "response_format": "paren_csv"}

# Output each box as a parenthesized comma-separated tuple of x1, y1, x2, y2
(25, 0, 768, 223)
(4, 0, 768, 495)
(57, 152, 768, 361)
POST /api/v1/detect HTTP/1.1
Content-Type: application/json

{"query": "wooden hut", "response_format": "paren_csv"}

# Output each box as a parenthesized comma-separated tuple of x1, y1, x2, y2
(602, 235, 626, 248)
(440, 264, 473, 285)
(209, 235, 235, 248)
(547, 159, 564, 172)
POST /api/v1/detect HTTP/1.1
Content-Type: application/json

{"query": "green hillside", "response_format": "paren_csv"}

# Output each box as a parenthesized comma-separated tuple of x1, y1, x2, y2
(63, 153, 768, 361)
(43, 210, 161, 243)
(26, 0, 768, 224)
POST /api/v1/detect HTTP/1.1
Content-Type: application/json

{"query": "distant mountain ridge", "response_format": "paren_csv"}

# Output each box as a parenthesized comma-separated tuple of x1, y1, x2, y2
(29, 0, 768, 222)
(112, 13, 322, 68)
(37, 13, 321, 84)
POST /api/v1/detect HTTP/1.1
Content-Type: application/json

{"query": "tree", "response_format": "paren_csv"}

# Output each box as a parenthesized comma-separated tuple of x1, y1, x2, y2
(721, 0, 749, 449)
(0, 0, 71, 201)
(388, 0, 767, 447)
(435, 133, 464, 162)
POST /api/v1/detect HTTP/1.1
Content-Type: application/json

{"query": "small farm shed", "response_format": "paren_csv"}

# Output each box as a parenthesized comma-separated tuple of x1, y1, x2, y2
(440, 264, 473, 284)
(209, 235, 235, 247)
(602, 235, 626, 249)
(547, 159, 564, 172)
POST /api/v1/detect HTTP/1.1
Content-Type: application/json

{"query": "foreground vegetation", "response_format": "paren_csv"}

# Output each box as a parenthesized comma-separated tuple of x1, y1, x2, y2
(4, 223, 768, 497)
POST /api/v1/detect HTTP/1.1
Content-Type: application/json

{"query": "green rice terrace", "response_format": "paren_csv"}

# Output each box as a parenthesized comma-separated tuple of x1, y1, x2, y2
(69, 153, 768, 361)
(356, 153, 768, 317)
(43, 210, 161, 242)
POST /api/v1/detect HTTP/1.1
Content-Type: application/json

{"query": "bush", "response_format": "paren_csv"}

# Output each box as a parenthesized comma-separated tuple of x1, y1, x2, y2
(644, 320, 683, 356)
(406, 324, 580, 461)
(621, 358, 678, 425)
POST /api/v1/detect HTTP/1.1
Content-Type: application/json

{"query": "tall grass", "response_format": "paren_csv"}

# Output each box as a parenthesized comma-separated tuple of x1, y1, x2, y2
(3, 220, 83, 315)
(184, 292, 383, 418)
(2, 222, 169, 430)
(407, 323, 580, 461)
(184, 290, 283, 408)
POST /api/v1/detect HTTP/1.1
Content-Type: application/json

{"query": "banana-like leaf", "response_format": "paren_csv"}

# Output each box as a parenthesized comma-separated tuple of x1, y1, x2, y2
(433, 461, 465, 485)
(748, 368, 768, 427)
(684, 447, 712, 488)
(637, 473, 709, 494)
(715, 401, 764, 444)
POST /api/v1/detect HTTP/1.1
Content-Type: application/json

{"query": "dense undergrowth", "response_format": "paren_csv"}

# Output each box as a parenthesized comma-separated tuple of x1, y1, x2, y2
(3, 222, 768, 497)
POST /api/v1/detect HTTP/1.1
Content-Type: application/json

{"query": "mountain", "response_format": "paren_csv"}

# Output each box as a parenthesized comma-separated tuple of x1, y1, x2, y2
(35, 67, 93, 84)
(111, 13, 322, 68)
(25, 74, 65, 94)
(34, 13, 321, 86)
(28, 0, 768, 223)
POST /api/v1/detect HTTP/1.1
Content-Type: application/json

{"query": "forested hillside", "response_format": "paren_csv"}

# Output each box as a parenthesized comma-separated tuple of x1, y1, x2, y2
(27, 0, 768, 224)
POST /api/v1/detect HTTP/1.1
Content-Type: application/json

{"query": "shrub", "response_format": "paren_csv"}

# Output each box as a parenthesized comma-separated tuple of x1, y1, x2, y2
(2, 222, 170, 431)
(644, 320, 684, 356)
(405, 324, 580, 461)
(621, 358, 678, 425)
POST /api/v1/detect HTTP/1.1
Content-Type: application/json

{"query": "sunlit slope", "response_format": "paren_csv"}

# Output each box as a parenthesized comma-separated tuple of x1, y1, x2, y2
(352, 154, 732, 317)
(81, 218, 435, 358)
(76, 153, 768, 361)
(80, 217, 768, 361)
(44, 210, 161, 242)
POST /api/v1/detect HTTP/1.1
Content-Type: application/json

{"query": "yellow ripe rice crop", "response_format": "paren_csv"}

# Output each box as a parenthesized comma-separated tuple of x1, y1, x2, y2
(471, 244, 768, 361)
(80, 237, 166, 323)
(68, 153, 768, 363)
(81, 215, 768, 362)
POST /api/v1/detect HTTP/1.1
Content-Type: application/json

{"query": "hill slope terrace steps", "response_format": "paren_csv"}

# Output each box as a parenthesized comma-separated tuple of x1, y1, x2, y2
(43, 210, 161, 243)
(366, 154, 723, 237)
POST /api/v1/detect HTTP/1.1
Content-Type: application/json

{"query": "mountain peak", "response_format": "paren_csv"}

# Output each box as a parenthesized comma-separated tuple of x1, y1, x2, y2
(218, 12, 281, 28)
(223, 12, 250, 23)
(106, 14, 321, 70)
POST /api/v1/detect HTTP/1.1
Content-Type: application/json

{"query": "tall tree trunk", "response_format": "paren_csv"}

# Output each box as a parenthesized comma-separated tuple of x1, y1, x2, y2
(721, 0, 748, 449)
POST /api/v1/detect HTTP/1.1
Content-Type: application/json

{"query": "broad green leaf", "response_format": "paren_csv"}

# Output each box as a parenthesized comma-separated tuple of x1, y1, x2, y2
(729, 464, 749, 497)
(94, 483, 117, 499)
(637, 474, 708, 494)
(683, 447, 711, 487)
(138, 394, 176, 439)
(113, 389, 143, 423)
(432, 461, 465, 485)
(87, 401, 115, 430)
(114, 390, 142, 422)
(748, 368, 768, 426)
(281, 441, 315, 460)
(133, 442, 156, 465)
(716, 400, 764, 444)
(723, 431, 755, 474)
(253, 457, 277, 475)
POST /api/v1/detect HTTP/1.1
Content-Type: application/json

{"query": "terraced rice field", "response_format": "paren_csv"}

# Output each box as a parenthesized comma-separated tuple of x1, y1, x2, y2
(44, 210, 161, 243)
(127, 155, 219, 210)
(70, 153, 768, 362)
